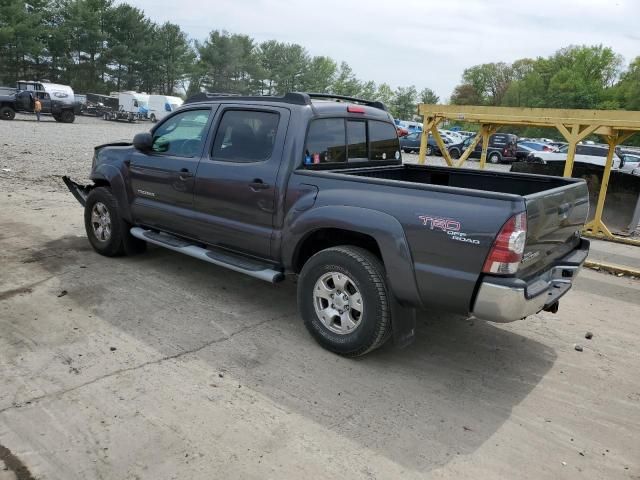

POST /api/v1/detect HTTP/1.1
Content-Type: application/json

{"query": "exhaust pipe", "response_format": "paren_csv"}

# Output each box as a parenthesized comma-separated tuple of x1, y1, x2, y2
(543, 301, 559, 314)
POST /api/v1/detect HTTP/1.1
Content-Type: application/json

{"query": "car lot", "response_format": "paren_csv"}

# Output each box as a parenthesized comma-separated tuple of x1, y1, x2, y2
(1, 114, 639, 479)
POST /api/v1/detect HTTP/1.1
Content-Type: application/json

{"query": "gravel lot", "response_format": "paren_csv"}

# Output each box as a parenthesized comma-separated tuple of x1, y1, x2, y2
(1, 113, 639, 480)
(0, 113, 510, 192)
(0, 113, 149, 190)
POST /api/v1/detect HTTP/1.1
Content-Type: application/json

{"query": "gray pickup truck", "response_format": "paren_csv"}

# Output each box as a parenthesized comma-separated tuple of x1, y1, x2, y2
(64, 92, 590, 356)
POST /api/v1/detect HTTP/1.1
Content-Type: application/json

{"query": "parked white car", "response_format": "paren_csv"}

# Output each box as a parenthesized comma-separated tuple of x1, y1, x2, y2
(620, 153, 640, 175)
(440, 129, 465, 143)
(532, 144, 623, 169)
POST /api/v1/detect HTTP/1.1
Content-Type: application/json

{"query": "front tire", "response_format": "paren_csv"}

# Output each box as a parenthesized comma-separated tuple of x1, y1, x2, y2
(449, 148, 460, 159)
(0, 106, 15, 120)
(298, 246, 391, 357)
(426, 145, 433, 156)
(84, 187, 145, 257)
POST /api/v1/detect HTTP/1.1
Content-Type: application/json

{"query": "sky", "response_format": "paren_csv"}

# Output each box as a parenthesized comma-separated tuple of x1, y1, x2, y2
(125, 0, 639, 100)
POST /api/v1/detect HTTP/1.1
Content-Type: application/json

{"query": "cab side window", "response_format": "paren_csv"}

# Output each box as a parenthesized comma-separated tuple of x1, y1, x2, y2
(152, 109, 211, 157)
(304, 118, 346, 164)
(212, 109, 280, 162)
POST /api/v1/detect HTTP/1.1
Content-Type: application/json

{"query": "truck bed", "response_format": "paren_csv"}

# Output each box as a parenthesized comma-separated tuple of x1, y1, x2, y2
(298, 163, 589, 306)
(339, 163, 576, 196)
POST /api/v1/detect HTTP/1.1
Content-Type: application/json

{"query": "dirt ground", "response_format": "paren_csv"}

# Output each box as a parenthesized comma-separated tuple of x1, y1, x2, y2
(0, 114, 639, 480)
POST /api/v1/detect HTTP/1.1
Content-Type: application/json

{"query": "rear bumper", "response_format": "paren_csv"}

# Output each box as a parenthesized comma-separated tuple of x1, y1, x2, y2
(471, 238, 590, 323)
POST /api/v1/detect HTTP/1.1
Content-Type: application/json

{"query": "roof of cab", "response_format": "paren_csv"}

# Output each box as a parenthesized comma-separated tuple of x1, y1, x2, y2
(183, 92, 392, 120)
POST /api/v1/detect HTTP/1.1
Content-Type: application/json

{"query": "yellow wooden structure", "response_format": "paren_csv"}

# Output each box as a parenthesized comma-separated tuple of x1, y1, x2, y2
(417, 104, 640, 243)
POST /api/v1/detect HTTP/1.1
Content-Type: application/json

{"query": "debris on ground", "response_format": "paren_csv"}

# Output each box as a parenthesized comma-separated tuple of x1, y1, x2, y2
(109, 347, 117, 352)
(57, 290, 68, 298)
(574, 344, 584, 352)
(585, 331, 594, 340)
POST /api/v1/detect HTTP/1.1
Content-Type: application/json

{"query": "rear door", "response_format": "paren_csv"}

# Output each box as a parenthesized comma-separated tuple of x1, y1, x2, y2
(191, 105, 290, 259)
(518, 181, 590, 278)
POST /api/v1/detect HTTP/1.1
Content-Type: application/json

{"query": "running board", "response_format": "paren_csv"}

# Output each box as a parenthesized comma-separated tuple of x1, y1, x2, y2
(130, 227, 284, 283)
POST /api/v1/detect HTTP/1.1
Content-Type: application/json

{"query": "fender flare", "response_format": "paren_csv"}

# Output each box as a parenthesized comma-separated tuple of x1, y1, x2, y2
(284, 205, 422, 309)
(91, 164, 133, 223)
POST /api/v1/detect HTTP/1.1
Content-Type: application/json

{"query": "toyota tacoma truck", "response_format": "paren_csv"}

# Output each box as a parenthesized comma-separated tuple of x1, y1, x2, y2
(63, 92, 590, 356)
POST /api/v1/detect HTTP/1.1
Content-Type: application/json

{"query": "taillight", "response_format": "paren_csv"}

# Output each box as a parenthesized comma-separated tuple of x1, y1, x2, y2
(482, 212, 527, 275)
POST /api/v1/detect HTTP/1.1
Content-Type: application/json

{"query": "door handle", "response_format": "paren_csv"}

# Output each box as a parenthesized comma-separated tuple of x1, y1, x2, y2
(178, 168, 193, 180)
(249, 179, 270, 191)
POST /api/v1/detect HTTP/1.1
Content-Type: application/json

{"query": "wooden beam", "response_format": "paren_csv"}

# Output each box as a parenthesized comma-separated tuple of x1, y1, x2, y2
(418, 117, 440, 165)
(418, 104, 640, 131)
(431, 127, 454, 166)
(455, 131, 483, 167)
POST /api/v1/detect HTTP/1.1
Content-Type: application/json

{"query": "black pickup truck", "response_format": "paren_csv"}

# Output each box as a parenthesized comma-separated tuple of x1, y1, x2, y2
(63, 92, 590, 356)
(0, 81, 77, 122)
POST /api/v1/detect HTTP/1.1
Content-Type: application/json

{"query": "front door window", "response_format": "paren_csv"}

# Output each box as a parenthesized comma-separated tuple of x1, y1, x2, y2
(152, 110, 211, 157)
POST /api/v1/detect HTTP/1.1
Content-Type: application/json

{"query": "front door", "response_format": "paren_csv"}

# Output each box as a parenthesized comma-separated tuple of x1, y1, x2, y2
(191, 105, 290, 259)
(129, 107, 214, 235)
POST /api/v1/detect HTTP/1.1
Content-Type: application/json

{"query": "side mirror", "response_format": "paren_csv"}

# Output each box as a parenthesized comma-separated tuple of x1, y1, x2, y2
(133, 132, 153, 151)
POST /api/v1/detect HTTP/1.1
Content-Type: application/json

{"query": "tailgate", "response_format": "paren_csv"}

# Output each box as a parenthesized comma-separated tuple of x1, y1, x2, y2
(519, 180, 589, 279)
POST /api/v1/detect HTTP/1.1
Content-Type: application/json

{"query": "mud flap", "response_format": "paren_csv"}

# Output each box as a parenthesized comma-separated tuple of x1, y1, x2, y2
(390, 294, 417, 349)
(62, 176, 92, 207)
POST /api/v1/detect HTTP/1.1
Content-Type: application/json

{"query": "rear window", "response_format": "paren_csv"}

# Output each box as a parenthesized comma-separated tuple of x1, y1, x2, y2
(304, 118, 399, 166)
(369, 121, 400, 161)
(347, 120, 367, 160)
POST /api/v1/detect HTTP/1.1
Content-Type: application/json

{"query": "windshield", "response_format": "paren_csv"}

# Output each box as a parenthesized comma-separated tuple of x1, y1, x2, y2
(521, 142, 546, 151)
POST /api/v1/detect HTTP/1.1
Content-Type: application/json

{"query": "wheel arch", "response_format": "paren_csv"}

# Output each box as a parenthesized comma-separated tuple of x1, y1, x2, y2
(284, 206, 422, 308)
(90, 164, 133, 223)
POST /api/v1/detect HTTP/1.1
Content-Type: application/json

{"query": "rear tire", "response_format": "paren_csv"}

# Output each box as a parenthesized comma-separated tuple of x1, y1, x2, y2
(84, 187, 146, 257)
(0, 106, 16, 120)
(60, 110, 75, 123)
(450, 148, 460, 159)
(298, 246, 391, 357)
(426, 145, 433, 156)
(150, 113, 157, 123)
(489, 152, 501, 164)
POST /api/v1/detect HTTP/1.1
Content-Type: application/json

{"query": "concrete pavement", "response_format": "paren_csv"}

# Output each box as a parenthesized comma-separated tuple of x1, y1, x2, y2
(1, 186, 639, 480)
(586, 237, 640, 274)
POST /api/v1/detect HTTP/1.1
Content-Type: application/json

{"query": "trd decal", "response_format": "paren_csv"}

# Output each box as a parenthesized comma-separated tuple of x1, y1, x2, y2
(418, 215, 480, 245)
(418, 215, 461, 232)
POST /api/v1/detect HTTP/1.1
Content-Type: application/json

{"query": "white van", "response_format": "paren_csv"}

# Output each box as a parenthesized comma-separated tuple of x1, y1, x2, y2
(148, 95, 184, 122)
(117, 91, 150, 115)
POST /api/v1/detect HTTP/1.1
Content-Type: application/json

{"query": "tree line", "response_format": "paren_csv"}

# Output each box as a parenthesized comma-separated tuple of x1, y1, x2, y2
(448, 45, 639, 143)
(450, 45, 639, 111)
(0, 0, 437, 119)
(1, 1, 638, 124)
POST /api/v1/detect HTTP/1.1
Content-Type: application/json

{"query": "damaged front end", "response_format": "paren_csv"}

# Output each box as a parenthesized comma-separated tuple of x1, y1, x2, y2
(62, 176, 93, 207)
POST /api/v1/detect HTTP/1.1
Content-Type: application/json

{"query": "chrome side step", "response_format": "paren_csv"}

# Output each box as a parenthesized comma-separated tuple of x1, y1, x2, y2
(130, 227, 284, 283)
